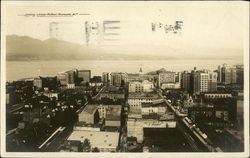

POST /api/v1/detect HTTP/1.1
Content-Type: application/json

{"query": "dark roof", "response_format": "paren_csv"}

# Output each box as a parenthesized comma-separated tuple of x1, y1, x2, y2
(103, 126, 120, 132)
(127, 137, 137, 142)
(142, 114, 159, 119)
(141, 99, 165, 107)
(75, 121, 101, 128)
(106, 115, 121, 121)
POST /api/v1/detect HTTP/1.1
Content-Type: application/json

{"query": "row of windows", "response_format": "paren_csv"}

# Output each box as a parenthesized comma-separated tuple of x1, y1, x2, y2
(130, 104, 140, 107)
(128, 99, 153, 102)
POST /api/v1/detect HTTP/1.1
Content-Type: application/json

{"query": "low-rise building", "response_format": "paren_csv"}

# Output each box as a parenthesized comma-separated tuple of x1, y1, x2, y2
(203, 93, 232, 99)
(105, 115, 121, 128)
(98, 86, 125, 101)
(127, 101, 176, 143)
(74, 122, 101, 131)
(98, 104, 121, 119)
(59, 140, 82, 152)
(128, 80, 154, 93)
(67, 83, 75, 89)
(127, 92, 160, 109)
(161, 83, 181, 89)
(43, 92, 58, 99)
(97, 104, 121, 129)
(67, 130, 119, 152)
(89, 82, 103, 87)
(141, 100, 166, 115)
(78, 104, 99, 124)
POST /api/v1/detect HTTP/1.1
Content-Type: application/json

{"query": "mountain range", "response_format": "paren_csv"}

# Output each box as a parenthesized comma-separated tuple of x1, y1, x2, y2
(6, 35, 243, 61)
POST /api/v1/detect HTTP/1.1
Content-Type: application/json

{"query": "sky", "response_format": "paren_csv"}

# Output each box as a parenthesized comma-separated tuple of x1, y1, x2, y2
(3, 1, 248, 57)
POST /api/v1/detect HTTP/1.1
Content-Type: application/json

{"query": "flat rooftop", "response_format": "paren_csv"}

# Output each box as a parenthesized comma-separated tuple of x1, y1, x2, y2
(81, 104, 98, 114)
(105, 105, 121, 116)
(67, 130, 119, 149)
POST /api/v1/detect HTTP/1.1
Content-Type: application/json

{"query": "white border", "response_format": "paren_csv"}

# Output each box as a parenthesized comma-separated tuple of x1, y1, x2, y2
(1, 1, 249, 158)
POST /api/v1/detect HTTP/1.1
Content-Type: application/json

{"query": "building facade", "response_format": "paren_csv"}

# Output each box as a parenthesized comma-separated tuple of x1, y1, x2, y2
(190, 71, 200, 95)
(33, 78, 43, 88)
(127, 92, 160, 109)
(102, 72, 110, 84)
(128, 80, 154, 93)
(78, 104, 99, 124)
(181, 71, 191, 92)
(218, 64, 237, 84)
(200, 72, 209, 93)
(57, 72, 68, 85)
(110, 72, 128, 87)
(158, 72, 175, 88)
(78, 70, 91, 83)
(208, 71, 217, 92)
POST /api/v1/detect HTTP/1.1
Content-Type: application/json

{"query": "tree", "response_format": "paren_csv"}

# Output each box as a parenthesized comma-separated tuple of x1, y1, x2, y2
(92, 147, 100, 152)
(82, 138, 91, 152)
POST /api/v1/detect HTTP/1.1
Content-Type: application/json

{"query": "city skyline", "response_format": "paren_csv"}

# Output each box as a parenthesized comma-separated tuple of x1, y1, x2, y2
(4, 63, 246, 154)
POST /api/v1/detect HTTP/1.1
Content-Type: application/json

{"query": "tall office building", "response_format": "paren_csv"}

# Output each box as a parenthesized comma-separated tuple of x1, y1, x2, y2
(158, 72, 175, 88)
(33, 78, 43, 88)
(66, 70, 77, 84)
(190, 71, 200, 95)
(218, 64, 237, 84)
(57, 72, 68, 85)
(208, 71, 217, 92)
(102, 72, 110, 84)
(57, 69, 78, 85)
(110, 72, 128, 87)
(235, 65, 244, 84)
(78, 70, 91, 83)
(200, 72, 209, 93)
(181, 71, 191, 92)
(217, 65, 222, 83)
(230, 68, 237, 84)
(175, 72, 181, 83)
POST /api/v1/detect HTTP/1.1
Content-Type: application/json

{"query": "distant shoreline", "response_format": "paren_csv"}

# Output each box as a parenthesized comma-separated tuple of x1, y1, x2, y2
(6, 58, 244, 62)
